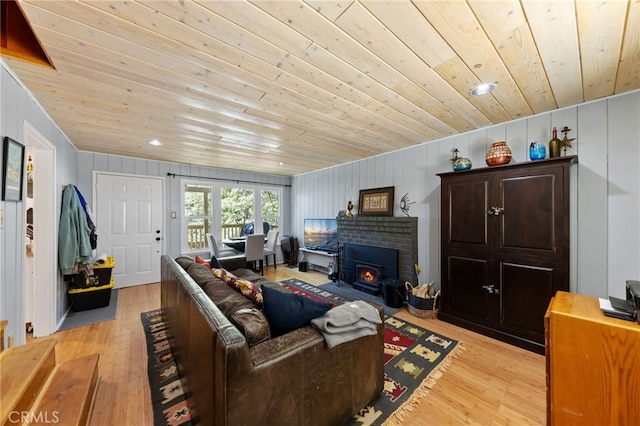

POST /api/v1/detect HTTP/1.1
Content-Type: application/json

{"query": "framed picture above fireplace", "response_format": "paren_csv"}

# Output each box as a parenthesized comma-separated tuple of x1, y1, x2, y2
(358, 186, 394, 216)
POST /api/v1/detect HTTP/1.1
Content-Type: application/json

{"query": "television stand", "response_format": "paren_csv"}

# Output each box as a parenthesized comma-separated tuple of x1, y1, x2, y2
(299, 248, 337, 273)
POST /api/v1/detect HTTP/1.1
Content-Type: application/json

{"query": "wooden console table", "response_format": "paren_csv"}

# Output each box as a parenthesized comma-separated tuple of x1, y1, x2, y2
(299, 248, 337, 272)
(545, 291, 640, 424)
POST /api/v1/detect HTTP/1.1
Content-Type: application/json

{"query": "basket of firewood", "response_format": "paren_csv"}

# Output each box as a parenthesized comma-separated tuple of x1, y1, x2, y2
(405, 281, 440, 319)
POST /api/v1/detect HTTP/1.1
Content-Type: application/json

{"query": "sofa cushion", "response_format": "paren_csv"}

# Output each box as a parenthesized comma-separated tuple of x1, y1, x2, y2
(202, 279, 271, 346)
(186, 262, 216, 288)
(261, 284, 333, 337)
(213, 268, 263, 307)
(229, 308, 271, 346)
(175, 256, 270, 346)
(175, 255, 195, 270)
(232, 268, 261, 281)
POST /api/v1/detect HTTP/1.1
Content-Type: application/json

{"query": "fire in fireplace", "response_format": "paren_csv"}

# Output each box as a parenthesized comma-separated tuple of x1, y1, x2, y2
(342, 243, 399, 295)
(355, 262, 383, 290)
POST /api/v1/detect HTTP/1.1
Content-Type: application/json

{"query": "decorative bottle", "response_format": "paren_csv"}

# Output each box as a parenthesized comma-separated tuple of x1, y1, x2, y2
(548, 127, 561, 158)
(26, 155, 34, 182)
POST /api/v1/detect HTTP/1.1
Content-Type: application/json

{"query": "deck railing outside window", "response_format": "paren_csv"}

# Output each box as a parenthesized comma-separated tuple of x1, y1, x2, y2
(187, 223, 278, 250)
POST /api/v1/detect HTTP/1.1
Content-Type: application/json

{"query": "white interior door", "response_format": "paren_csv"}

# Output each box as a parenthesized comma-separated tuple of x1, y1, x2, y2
(95, 173, 164, 288)
(24, 121, 57, 338)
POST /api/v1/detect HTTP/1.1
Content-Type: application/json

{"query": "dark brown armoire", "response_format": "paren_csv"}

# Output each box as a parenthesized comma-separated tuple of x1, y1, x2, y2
(437, 156, 577, 354)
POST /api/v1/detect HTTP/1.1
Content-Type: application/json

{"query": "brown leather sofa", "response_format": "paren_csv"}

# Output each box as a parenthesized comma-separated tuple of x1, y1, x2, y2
(160, 255, 384, 425)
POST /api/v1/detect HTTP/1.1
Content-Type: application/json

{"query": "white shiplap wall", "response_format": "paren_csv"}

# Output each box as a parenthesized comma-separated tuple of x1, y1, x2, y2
(292, 90, 640, 298)
(76, 152, 292, 259)
(1, 62, 80, 346)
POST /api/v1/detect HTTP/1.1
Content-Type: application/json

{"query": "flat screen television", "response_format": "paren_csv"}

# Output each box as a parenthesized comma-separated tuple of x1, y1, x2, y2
(304, 218, 338, 252)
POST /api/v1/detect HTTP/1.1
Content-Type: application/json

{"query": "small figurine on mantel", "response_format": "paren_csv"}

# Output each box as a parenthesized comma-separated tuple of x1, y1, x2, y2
(346, 200, 354, 217)
(560, 126, 576, 156)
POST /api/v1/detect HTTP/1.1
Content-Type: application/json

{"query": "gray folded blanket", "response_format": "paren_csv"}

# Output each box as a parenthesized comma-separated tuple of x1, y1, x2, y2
(311, 300, 382, 349)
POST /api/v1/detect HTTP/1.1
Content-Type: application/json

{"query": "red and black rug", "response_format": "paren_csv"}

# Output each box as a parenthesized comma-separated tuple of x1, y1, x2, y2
(143, 280, 463, 426)
(281, 278, 464, 425)
(142, 309, 192, 426)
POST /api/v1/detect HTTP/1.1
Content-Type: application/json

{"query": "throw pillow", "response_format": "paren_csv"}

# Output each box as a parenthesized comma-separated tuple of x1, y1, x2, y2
(209, 254, 222, 269)
(213, 268, 263, 307)
(195, 255, 211, 270)
(261, 284, 333, 337)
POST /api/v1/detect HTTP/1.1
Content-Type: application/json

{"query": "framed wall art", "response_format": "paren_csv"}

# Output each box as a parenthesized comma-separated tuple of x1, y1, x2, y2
(358, 186, 394, 216)
(2, 137, 26, 201)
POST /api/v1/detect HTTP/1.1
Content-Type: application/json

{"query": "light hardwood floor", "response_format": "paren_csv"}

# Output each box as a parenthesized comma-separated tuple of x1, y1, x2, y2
(29, 266, 546, 425)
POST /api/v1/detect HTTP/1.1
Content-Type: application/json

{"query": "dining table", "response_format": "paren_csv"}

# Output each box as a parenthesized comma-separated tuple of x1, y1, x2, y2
(221, 236, 267, 253)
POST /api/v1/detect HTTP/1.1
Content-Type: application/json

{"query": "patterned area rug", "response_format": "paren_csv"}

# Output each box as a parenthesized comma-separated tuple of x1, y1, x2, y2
(281, 278, 464, 426)
(141, 310, 192, 426)
(143, 280, 463, 426)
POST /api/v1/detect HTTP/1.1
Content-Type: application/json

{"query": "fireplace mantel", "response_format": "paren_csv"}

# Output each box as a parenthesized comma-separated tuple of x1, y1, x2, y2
(337, 216, 418, 285)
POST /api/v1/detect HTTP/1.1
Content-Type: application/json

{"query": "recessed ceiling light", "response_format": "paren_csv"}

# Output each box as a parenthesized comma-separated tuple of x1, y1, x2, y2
(148, 139, 162, 146)
(470, 83, 496, 96)
(278, 161, 284, 166)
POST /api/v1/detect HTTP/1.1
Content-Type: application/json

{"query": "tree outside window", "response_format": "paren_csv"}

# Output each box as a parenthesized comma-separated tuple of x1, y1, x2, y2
(184, 184, 212, 250)
(221, 188, 254, 238)
(262, 189, 280, 231)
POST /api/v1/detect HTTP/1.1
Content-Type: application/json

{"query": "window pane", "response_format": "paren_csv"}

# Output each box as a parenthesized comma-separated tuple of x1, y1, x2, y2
(186, 218, 210, 250)
(262, 189, 280, 230)
(185, 184, 212, 216)
(221, 187, 254, 237)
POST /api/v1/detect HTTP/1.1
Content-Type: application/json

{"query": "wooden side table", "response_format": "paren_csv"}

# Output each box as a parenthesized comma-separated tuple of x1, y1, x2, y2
(545, 291, 640, 424)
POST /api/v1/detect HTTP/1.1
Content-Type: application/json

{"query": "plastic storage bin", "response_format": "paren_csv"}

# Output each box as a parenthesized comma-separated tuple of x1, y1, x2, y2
(68, 277, 114, 311)
(69, 257, 116, 288)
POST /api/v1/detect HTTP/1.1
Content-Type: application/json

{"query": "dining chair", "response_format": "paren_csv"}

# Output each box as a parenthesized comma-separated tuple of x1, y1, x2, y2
(263, 230, 280, 269)
(207, 233, 240, 259)
(244, 234, 265, 275)
(240, 221, 271, 237)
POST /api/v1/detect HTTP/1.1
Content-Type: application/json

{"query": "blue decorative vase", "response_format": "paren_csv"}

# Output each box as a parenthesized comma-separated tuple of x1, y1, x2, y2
(529, 141, 546, 161)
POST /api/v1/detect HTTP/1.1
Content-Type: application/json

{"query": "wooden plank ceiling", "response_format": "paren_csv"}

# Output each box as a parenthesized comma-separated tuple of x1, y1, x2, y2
(3, 0, 639, 176)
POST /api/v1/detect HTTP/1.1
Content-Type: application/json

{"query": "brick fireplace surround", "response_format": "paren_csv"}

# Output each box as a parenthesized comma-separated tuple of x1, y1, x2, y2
(336, 216, 418, 285)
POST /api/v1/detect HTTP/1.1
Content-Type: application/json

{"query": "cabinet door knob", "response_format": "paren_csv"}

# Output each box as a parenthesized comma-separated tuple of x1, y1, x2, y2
(482, 284, 495, 294)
